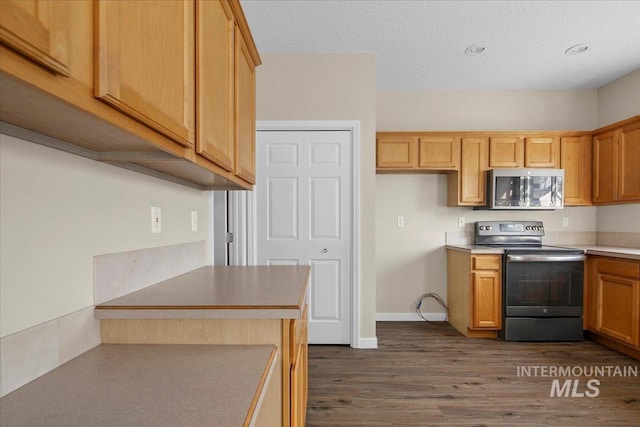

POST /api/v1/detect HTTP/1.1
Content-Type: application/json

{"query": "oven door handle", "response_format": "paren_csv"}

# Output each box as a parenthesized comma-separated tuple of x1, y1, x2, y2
(506, 254, 586, 262)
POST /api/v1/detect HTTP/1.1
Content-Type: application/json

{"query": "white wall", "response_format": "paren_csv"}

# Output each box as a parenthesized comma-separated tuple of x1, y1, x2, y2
(0, 134, 210, 337)
(255, 53, 377, 343)
(376, 90, 599, 315)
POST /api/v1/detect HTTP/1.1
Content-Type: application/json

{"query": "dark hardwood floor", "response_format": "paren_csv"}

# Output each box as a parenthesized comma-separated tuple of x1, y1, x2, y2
(306, 322, 640, 426)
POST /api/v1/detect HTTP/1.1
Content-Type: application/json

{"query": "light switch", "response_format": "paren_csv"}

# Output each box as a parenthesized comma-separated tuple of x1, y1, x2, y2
(562, 217, 569, 228)
(151, 207, 161, 233)
(458, 217, 465, 228)
(397, 216, 405, 228)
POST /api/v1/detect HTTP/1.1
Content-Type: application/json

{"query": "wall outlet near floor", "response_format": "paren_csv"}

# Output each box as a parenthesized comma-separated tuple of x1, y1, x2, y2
(191, 211, 198, 231)
(458, 217, 465, 228)
(151, 206, 161, 233)
(562, 217, 569, 228)
(397, 216, 405, 228)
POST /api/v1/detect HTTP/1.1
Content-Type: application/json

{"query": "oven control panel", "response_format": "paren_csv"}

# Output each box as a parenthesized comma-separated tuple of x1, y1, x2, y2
(475, 221, 545, 237)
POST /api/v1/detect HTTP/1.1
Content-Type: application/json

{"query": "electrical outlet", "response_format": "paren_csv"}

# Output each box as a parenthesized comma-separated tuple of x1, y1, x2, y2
(562, 217, 569, 228)
(458, 217, 465, 228)
(397, 216, 405, 228)
(191, 211, 198, 231)
(151, 206, 161, 233)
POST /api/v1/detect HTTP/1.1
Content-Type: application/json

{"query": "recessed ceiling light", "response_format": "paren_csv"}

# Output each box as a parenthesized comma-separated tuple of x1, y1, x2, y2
(465, 44, 485, 55)
(565, 43, 590, 55)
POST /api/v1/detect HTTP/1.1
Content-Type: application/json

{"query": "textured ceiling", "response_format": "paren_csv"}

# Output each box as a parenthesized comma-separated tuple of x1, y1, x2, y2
(241, 0, 640, 90)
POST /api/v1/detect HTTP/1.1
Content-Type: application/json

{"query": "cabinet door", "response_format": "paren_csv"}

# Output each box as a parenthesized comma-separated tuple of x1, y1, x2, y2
(471, 270, 501, 329)
(618, 122, 640, 202)
(561, 136, 592, 205)
(0, 0, 69, 75)
(489, 137, 524, 168)
(593, 130, 618, 204)
(234, 26, 256, 183)
(458, 137, 488, 205)
(376, 137, 418, 168)
(418, 136, 460, 169)
(596, 274, 640, 347)
(525, 137, 560, 168)
(95, 0, 195, 147)
(196, 0, 234, 171)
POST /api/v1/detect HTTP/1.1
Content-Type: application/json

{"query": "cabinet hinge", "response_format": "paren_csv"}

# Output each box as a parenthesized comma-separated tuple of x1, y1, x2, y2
(226, 232, 234, 244)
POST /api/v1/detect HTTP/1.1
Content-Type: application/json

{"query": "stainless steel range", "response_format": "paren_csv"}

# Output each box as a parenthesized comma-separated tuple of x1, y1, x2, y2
(475, 221, 586, 341)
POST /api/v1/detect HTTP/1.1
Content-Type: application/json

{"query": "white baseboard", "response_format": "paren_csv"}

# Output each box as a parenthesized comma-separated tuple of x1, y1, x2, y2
(353, 337, 378, 349)
(376, 312, 447, 322)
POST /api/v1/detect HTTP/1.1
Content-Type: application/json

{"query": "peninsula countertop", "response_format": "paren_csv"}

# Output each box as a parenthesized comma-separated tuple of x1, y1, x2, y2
(95, 265, 310, 320)
(0, 344, 277, 427)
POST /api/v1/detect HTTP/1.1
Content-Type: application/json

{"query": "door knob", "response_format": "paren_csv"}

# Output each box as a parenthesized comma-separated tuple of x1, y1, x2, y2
(322, 248, 328, 253)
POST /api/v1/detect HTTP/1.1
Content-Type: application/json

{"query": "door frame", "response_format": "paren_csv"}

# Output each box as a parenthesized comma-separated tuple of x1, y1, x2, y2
(250, 120, 361, 348)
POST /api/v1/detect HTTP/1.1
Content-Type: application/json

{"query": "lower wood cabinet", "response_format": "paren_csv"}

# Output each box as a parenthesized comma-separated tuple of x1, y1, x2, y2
(447, 250, 502, 338)
(585, 256, 640, 359)
(288, 306, 308, 427)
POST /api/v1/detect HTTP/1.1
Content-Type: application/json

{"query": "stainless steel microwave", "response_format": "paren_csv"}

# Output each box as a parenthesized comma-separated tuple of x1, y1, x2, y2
(486, 168, 564, 210)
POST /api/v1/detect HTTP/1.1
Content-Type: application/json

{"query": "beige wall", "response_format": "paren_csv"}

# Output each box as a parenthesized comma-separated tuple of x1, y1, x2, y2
(595, 69, 640, 233)
(376, 90, 599, 316)
(597, 69, 640, 127)
(0, 135, 210, 337)
(378, 90, 597, 131)
(255, 53, 377, 343)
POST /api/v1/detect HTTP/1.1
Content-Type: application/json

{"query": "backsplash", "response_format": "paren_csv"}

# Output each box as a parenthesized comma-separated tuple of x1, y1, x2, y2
(1, 241, 207, 397)
(94, 240, 206, 304)
(597, 232, 640, 249)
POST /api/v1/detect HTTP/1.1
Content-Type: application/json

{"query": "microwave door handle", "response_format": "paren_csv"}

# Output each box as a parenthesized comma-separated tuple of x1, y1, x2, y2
(522, 176, 529, 207)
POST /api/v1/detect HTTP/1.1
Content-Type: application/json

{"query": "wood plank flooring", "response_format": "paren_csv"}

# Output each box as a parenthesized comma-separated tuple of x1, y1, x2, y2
(306, 322, 640, 426)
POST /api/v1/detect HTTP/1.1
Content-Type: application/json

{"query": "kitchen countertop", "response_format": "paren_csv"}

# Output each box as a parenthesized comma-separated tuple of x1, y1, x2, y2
(0, 344, 277, 427)
(446, 244, 640, 260)
(95, 265, 310, 320)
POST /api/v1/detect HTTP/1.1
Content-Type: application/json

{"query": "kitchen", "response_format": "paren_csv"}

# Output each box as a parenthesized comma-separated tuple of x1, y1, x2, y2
(1, 0, 640, 426)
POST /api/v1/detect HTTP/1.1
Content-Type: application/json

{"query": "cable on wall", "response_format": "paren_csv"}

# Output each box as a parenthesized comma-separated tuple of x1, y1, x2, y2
(415, 292, 448, 324)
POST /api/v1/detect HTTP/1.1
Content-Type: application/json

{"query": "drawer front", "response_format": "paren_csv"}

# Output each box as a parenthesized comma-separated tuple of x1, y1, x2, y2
(597, 258, 640, 279)
(472, 255, 501, 271)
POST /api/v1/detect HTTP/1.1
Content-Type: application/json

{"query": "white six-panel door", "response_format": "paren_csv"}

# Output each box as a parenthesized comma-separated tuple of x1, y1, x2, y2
(256, 130, 351, 344)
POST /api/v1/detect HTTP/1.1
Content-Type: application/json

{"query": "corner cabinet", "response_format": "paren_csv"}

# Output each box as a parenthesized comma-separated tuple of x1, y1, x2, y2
(585, 256, 640, 359)
(0, 0, 260, 190)
(593, 117, 640, 205)
(447, 250, 502, 338)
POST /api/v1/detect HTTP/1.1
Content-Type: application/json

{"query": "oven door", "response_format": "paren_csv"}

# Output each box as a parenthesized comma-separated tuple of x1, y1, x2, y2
(504, 253, 585, 317)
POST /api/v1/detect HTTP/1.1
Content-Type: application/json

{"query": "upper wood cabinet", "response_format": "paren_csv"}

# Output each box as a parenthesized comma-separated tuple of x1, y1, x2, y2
(489, 136, 524, 168)
(448, 137, 488, 206)
(418, 136, 460, 169)
(196, 0, 234, 170)
(525, 136, 560, 168)
(95, 0, 195, 148)
(0, 0, 70, 76)
(234, 25, 257, 184)
(593, 117, 640, 205)
(561, 135, 592, 206)
(376, 137, 418, 169)
(377, 134, 459, 170)
(619, 121, 640, 202)
(0, 0, 260, 190)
